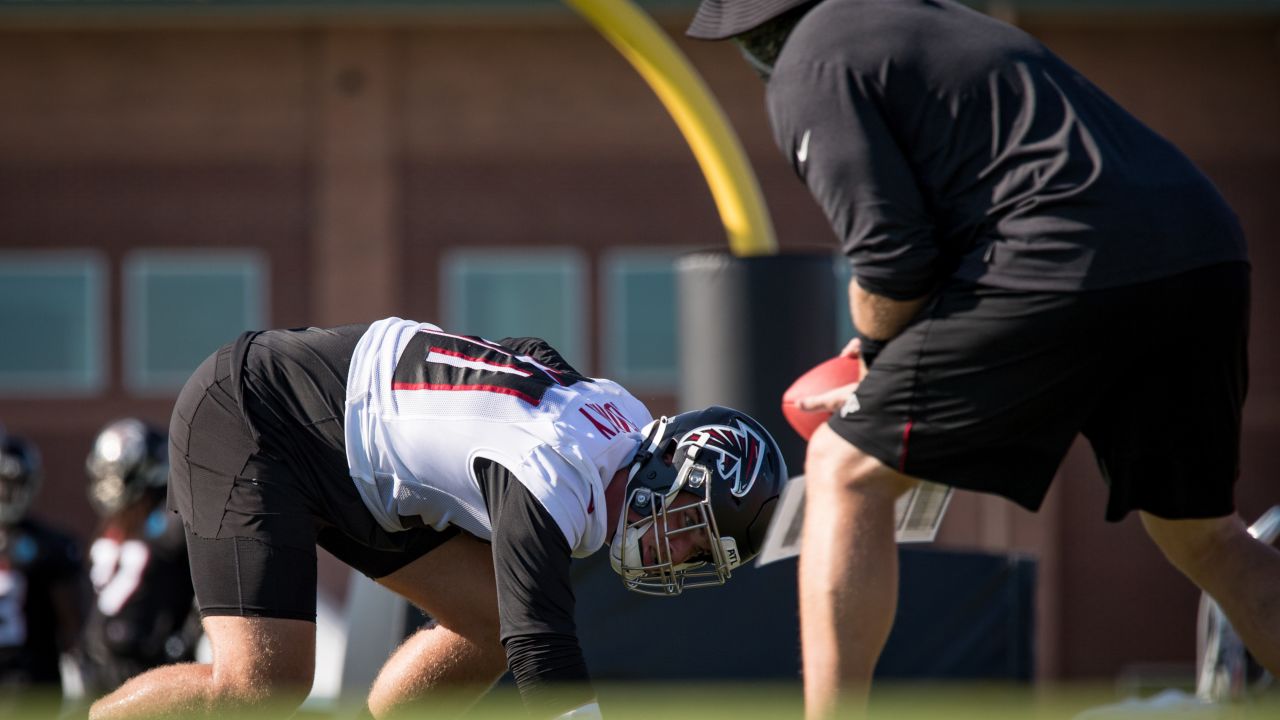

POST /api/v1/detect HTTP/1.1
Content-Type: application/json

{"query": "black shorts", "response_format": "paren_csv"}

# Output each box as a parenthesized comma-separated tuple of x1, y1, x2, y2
(831, 262, 1249, 521)
(167, 325, 458, 622)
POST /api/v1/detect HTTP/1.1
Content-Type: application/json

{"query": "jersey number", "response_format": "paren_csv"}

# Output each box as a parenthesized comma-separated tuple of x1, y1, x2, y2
(90, 537, 151, 617)
(392, 331, 582, 406)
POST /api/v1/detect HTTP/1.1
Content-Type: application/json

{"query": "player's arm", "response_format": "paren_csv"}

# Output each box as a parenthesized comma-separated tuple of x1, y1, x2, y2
(160, 513, 201, 659)
(798, 282, 931, 413)
(849, 281, 929, 345)
(52, 581, 84, 654)
(476, 459, 597, 718)
(767, 58, 938, 352)
(51, 537, 87, 654)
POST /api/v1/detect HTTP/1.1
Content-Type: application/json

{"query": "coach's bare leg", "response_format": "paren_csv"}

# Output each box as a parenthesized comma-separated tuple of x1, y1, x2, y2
(367, 532, 507, 719)
(1143, 512, 1280, 675)
(801, 424, 917, 720)
(89, 615, 314, 720)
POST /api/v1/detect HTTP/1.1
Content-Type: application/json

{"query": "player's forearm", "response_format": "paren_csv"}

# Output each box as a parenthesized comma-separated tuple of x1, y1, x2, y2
(849, 279, 929, 341)
(53, 580, 85, 652)
(505, 633, 595, 718)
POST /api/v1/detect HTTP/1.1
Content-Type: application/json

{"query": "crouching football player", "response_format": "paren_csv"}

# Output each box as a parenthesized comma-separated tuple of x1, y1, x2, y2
(89, 317, 786, 720)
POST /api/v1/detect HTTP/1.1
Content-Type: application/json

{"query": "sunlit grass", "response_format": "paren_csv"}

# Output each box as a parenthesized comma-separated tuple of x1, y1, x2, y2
(6, 682, 1278, 719)
(465, 682, 1279, 720)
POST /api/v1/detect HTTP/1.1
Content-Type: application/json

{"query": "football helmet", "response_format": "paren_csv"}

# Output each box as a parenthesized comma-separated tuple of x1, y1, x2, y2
(0, 433, 42, 525)
(610, 406, 786, 596)
(85, 418, 168, 517)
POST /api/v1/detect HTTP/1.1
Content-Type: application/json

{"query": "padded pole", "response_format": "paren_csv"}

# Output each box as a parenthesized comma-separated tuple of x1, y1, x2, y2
(677, 251, 837, 472)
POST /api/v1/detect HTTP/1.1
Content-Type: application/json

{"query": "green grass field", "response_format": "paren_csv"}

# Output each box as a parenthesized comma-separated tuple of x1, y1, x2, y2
(6, 682, 1278, 719)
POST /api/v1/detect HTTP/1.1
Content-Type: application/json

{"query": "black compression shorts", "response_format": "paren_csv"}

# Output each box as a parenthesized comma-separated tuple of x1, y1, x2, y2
(168, 325, 457, 621)
(830, 262, 1249, 521)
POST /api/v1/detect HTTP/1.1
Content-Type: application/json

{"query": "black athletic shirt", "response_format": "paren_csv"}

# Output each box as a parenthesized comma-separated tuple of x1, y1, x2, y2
(477, 458, 593, 716)
(80, 496, 199, 695)
(767, 0, 1248, 299)
(0, 517, 82, 689)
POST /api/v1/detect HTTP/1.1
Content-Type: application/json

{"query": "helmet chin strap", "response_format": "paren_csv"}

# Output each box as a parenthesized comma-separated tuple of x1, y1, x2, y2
(626, 416, 669, 484)
(609, 518, 652, 580)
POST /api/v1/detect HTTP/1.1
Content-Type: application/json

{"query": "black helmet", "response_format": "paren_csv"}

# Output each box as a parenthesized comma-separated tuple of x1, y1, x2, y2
(85, 418, 168, 517)
(610, 406, 786, 595)
(0, 433, 42, 525)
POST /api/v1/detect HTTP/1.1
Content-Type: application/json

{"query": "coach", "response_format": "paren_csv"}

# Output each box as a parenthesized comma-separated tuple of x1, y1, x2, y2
(686, 1, 1278, 717)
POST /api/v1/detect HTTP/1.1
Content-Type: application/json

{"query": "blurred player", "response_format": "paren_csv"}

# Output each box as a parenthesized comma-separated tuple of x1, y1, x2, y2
(0, 431, 83, 709)
(79, 418, 199, 699)
(90, 318, 787, 720)
(686, 0, 1277, 717)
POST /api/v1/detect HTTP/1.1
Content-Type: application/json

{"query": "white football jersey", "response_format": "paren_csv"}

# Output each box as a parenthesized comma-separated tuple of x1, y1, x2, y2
(344, 318, 652, 557)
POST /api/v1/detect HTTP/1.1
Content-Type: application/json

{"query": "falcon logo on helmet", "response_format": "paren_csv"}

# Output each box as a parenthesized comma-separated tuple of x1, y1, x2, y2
(677, 420, 764, 498)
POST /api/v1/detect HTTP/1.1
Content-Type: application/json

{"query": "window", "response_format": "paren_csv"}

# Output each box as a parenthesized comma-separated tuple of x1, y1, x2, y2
(0, 252, 106, 395)
(602, 249, 680, 390)
(124, 251, 267, 393)
(442, 249, 586, 370)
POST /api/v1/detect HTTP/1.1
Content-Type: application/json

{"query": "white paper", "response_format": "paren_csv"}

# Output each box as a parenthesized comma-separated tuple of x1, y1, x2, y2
(755, 476, 953, 567)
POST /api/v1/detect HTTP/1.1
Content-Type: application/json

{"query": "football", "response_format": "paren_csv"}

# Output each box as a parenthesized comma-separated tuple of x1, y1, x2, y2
(780, 355, 862, 440)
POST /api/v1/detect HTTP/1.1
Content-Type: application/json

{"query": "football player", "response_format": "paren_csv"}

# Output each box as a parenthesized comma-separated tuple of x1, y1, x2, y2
(89, 318, 787, 720)
(79, 418, 200, 699)
(0, 431, 84, 709)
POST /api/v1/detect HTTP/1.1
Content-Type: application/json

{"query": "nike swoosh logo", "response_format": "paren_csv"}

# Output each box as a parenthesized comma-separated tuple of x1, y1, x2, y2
(797, 129, 811, 165)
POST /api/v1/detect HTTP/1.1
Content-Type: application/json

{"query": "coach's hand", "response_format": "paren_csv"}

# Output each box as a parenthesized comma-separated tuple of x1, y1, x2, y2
(797, 337, 865, 413)
(797, 382, 859, 413)
(837, 336, 863, 359)
(842, 336, 874, 377)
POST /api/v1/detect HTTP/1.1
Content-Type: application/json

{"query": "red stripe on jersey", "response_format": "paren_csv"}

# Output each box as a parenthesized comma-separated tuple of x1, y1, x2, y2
(391, 382, 541, 406)
(536, 365, 565, 384)
(898, 419, 914, 473)
(427, 346, 532, 375)
(421, 329, 572, 387)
